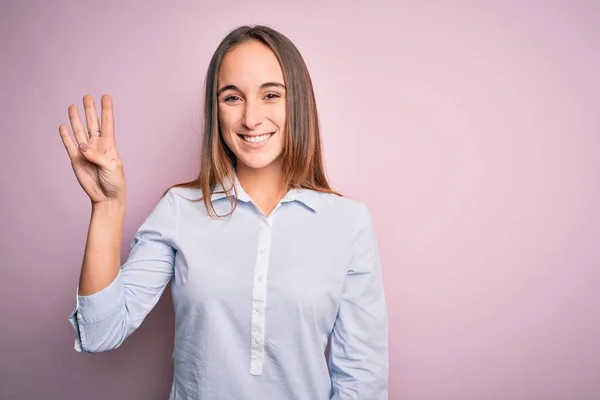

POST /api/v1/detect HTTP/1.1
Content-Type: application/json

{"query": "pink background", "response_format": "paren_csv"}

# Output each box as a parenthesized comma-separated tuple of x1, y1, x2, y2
(1, 1, 599, 399)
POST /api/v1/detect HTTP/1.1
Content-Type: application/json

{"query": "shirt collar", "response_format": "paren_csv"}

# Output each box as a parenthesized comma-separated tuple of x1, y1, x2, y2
(211, 174, 320, 212)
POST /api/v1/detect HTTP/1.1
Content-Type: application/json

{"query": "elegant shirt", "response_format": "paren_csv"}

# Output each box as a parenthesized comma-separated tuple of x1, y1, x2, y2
(68, 177, 389, 400)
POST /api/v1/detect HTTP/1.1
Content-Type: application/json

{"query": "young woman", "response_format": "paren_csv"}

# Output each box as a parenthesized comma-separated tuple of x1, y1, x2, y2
(60, 25, 389, 399)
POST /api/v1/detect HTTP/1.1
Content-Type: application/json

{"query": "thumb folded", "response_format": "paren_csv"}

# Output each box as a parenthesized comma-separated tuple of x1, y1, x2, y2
(79, 142, 109, 168)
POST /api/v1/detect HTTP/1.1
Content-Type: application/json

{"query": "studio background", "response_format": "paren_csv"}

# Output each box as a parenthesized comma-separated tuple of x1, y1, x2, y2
(1, 1, 598, 399)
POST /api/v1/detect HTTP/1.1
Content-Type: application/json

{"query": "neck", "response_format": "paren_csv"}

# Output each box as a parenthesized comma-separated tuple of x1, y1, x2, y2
(235, 159, 287, 216)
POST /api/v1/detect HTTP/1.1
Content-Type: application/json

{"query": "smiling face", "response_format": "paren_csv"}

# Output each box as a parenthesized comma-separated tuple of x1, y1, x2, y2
(217, 40, 287, 173)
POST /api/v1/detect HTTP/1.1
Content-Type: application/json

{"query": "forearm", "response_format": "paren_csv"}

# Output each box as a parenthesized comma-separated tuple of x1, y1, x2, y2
(70, 193, 175, 353)
(78, 199, 125, 296)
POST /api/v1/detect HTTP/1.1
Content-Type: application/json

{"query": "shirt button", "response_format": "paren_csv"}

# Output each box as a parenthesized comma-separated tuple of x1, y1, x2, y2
(254, 307, 260, 314)
(257, 275, 263, 282)
(254, 337, 261, 344)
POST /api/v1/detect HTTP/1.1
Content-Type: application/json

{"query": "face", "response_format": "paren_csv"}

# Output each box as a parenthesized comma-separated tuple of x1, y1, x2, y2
(217, 40, 287, 172)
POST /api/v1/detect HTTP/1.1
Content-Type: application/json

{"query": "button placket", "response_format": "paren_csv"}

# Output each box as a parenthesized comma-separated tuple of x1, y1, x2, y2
(249, 215, 273, 376)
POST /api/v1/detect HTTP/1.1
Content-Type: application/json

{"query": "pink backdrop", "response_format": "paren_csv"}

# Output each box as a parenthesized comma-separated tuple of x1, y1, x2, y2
(1, 1, 599, 399)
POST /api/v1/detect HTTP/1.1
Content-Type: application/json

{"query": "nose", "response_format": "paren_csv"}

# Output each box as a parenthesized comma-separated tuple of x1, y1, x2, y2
(242, 100, 263, 130)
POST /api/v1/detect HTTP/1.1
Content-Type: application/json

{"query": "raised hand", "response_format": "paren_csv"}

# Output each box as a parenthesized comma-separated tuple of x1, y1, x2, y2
(59, 95, 126, 205)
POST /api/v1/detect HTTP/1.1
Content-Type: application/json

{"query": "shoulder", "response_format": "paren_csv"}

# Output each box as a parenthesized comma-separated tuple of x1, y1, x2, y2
(153, 186, 204, 217)
(310, 192, 379, 269)
(314, 191, 370, 217)
(308, 191, 374, 235)
(164, 186, 203, 202)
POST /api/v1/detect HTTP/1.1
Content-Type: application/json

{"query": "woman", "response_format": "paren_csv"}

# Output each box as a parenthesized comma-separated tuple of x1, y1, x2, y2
(60, 25, 389, 399)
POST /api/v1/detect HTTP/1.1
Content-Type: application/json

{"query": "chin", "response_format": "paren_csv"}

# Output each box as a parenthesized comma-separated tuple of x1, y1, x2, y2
(229, 132, 284, 171)
(237, 154, 282, 170)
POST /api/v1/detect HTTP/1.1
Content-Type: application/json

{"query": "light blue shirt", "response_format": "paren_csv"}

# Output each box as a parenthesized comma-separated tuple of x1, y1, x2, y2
(69, 177, 389, 399)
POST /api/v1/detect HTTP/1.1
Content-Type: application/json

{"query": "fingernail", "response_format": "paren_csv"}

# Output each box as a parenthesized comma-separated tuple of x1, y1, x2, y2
(79, 142, 88, 152)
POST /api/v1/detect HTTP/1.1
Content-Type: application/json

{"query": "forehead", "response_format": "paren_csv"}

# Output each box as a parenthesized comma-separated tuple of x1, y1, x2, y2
(218, 40, 284, 87)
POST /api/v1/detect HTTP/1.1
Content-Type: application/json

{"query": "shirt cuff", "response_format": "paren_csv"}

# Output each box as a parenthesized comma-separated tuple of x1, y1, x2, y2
(68, 270, 125, 351)
(76, 269, 125, 324)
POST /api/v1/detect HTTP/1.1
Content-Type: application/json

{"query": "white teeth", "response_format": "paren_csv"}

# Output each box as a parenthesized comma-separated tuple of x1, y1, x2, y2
(243, 133, 272, 144)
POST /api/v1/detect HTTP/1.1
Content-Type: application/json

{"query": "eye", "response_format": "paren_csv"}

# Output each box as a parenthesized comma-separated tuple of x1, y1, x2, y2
(264, 93, 282, 101)
(223, 94, 240, 103)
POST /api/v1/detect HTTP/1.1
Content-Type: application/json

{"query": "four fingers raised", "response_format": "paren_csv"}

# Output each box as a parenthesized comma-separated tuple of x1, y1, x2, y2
(59, 94, 116, 161)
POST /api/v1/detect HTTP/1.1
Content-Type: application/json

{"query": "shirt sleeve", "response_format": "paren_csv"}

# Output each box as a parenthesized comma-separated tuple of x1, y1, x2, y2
(329, 203, 389, 399)
(68, 189, 177, 353)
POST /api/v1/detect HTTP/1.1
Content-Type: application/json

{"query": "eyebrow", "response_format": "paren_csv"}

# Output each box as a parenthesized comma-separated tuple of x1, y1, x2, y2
(216, 82, 286, 96)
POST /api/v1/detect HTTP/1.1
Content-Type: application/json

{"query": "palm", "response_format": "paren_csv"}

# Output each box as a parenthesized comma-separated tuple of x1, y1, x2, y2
(72, 146, 121, 202)
(59, 95, 125, 205)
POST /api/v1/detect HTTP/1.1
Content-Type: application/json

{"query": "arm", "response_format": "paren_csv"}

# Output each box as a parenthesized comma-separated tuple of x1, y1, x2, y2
(329, 204, 389, 399)
(68, 190, 176, 353)
(78, 199, 126, 297)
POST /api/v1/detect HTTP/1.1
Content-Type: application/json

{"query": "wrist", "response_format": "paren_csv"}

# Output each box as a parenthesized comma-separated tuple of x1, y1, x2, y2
(92, 198, 126, 219)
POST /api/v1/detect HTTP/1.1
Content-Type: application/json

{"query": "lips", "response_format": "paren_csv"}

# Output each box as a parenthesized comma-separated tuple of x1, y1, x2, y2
(240, 132, 275, 144)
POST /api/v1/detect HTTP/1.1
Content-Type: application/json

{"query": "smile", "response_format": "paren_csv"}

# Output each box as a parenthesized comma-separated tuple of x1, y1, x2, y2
(240, 132, 275, 144)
